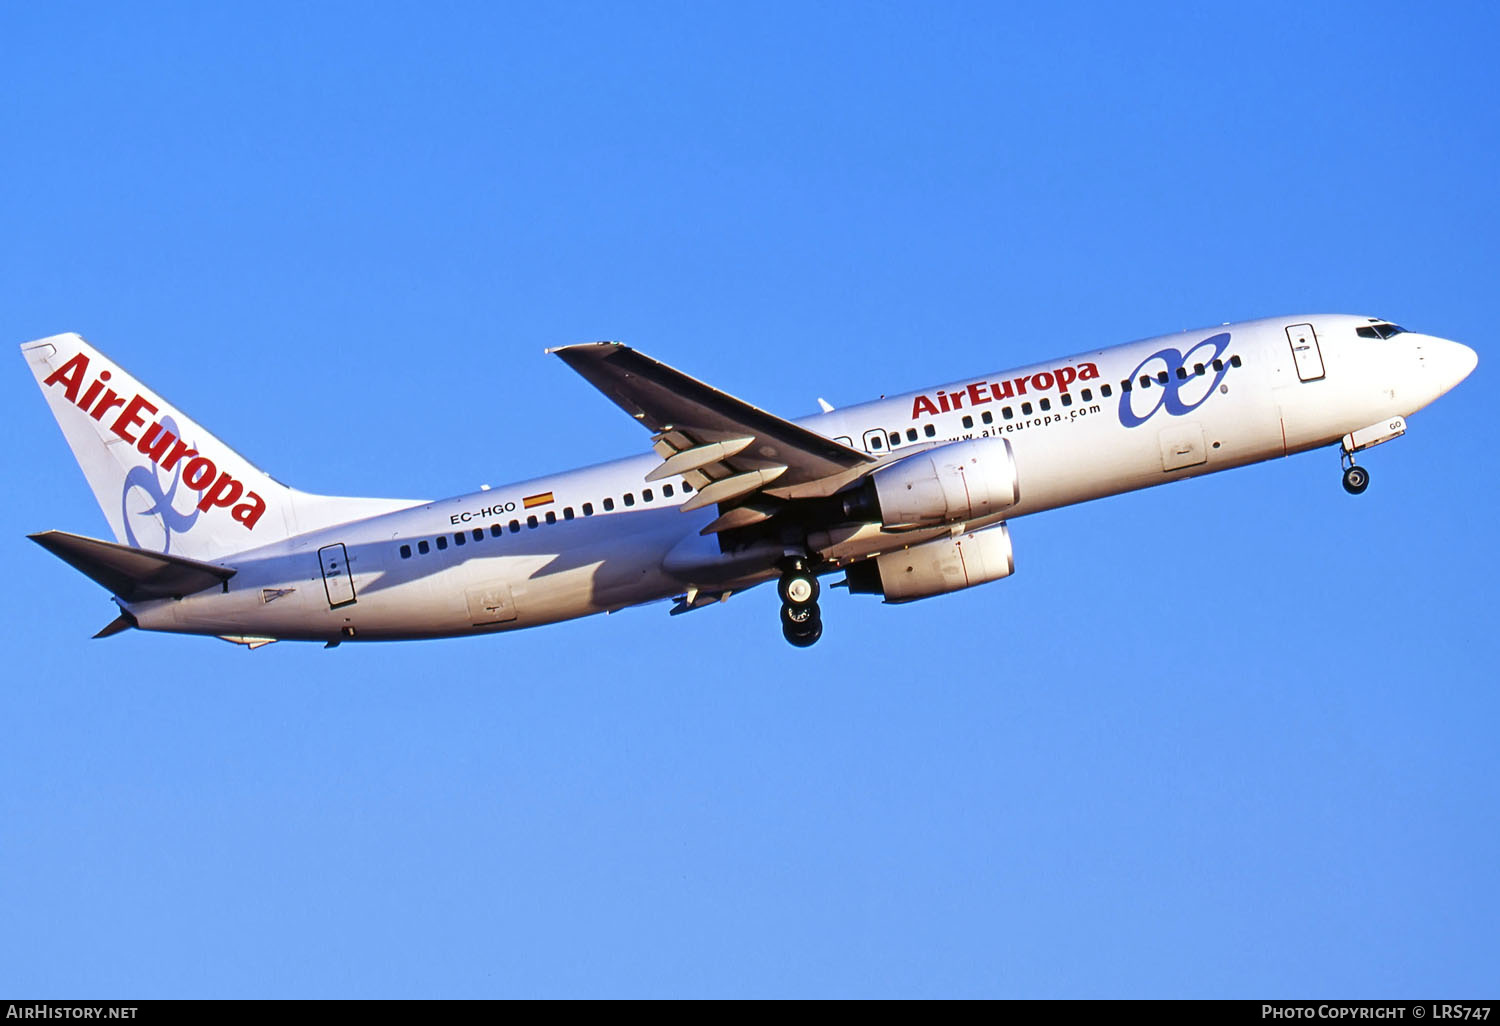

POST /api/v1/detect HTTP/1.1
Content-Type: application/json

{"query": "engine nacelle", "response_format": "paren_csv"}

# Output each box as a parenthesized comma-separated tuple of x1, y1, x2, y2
(870, 437, 1019, 529)
(847, 523, 1015, 603)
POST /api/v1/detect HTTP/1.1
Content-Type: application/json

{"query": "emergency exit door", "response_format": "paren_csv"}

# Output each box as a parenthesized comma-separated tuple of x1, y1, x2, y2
(1285, 323, 1326, 382)
(318, 543, 357, 609)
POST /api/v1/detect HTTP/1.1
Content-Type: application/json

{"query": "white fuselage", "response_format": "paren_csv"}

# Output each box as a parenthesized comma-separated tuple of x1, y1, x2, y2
(125, 314, 1475, 643)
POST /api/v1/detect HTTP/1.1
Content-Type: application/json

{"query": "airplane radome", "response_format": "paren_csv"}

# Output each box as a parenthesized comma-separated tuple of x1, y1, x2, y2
(22, 316, 1477, 649)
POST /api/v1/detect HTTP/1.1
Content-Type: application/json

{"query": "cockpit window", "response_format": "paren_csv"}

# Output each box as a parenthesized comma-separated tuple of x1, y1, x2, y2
(1357, 322, 1409, 340)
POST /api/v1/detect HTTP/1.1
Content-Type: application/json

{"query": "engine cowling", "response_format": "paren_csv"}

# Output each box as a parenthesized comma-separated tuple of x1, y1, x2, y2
(846, 523, 1015, 603)
(870, 437, 1019, 529)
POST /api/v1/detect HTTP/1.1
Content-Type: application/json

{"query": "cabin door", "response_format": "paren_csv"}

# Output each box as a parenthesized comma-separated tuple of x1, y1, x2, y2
(318, 543, 357, 609)
(1285, 323, 1326, 382)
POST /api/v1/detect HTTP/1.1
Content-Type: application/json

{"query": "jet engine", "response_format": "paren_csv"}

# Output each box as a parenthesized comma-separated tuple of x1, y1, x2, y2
(846, 523, 1015, 603)
(867, 437, 1019, 529)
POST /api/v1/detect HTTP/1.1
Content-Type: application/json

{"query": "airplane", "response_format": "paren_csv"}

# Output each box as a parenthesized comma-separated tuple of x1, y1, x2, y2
(21, 314, 1477, 649)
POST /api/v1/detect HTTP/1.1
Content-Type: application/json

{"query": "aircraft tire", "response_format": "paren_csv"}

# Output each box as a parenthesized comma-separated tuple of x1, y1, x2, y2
(781, 601, 820, 630)
(1342, 465, 1370, 495)
(778, 571, 820, 606)
(783, 617, 822, 648)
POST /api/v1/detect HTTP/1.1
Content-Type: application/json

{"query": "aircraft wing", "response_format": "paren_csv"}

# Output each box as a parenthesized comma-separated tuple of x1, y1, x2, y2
(550, 343, 875, 524)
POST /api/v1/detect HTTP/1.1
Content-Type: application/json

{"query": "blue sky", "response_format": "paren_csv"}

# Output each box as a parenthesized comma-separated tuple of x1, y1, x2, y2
(2, 1, 1496, 998)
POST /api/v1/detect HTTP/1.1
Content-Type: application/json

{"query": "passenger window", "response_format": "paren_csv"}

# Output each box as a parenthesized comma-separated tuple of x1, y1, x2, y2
(1061, 393, 1073, 407)
(1194, 363, 1205, 376)
(889, 432, 901, 446)
(1082, 388, 1093, 401)
(1021, 402, 1033, 415)
(582, 502, 594, 516)
(662, 484, 674, 497)
(1230, 354, 1242, 367)
(454, 532, 465, 546)
(982, 410, 993, 424)
(1122, 379, 1132, 392)
(1003, 406, 1014, 420)
(563, 507, 575, 520)
(400, 544, 412, 559)
(642, 489, 653, 502)
(1176, 367, 1188, 380)
(1140, 376, 1151, 389)
(527, 515, 538, 528)
(490, 524, 503, 538)
(906, 428, 918, 442)
(1157, 371, 1169, 385)
(1039, 398, 1051, 411)
(624, 493, 635, 507)
(962, 415, 973, 429)
(509, 519, 520, 533)
(682, 482, 692, 492)
(436, 535, 448, 551)
(418, 540, 430, 555)
(870, 435, 883, 450)
(545, 511, 557, 524)
(603, 497, 615, 511)
(473, 528, 483, 541)
(924, 424, 936, 438)
(1213, 359, 1224, 372)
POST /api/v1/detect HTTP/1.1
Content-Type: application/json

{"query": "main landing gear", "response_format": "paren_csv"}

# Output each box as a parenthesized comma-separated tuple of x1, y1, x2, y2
(779, 565, 822, 648)
(1341, 451, 1370, 495)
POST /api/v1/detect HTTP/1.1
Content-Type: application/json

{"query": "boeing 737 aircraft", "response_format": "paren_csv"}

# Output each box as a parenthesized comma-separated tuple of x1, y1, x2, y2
(22, 315, 1477, 648)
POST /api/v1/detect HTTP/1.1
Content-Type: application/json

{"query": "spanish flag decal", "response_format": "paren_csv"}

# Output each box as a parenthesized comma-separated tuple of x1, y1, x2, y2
(522, 491, 555, 509)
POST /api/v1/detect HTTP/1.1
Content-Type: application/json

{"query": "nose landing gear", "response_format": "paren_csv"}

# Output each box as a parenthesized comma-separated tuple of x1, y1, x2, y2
(779, 565, 822, 647)
(1340, 451, 1370, 495)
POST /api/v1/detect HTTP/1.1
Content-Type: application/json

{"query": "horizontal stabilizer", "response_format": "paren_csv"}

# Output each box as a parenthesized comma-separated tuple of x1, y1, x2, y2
(93, 610, 138, 638)
(30, 529, 236, 601)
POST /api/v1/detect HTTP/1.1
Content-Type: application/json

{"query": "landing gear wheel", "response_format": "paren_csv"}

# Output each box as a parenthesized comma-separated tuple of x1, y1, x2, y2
(778, 571, 819, 606)
(781, 600, 822, 647)
(778, 562, 824, 646)
(783, 617, 823, 648)
(1342, 464, 1370, 495)
(781, 601, 820, 629)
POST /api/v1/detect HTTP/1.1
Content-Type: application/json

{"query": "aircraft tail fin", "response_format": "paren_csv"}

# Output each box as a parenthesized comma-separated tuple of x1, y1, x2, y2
(21, 334, 421, 559)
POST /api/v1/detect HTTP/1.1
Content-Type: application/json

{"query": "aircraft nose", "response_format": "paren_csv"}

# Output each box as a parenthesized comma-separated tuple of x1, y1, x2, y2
(1429, 336, 1479, 390)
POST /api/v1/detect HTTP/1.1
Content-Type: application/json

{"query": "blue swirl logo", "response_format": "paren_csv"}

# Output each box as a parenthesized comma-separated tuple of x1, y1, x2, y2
(1117, 332, 1233, 428)
(120, 416, 202, 553)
